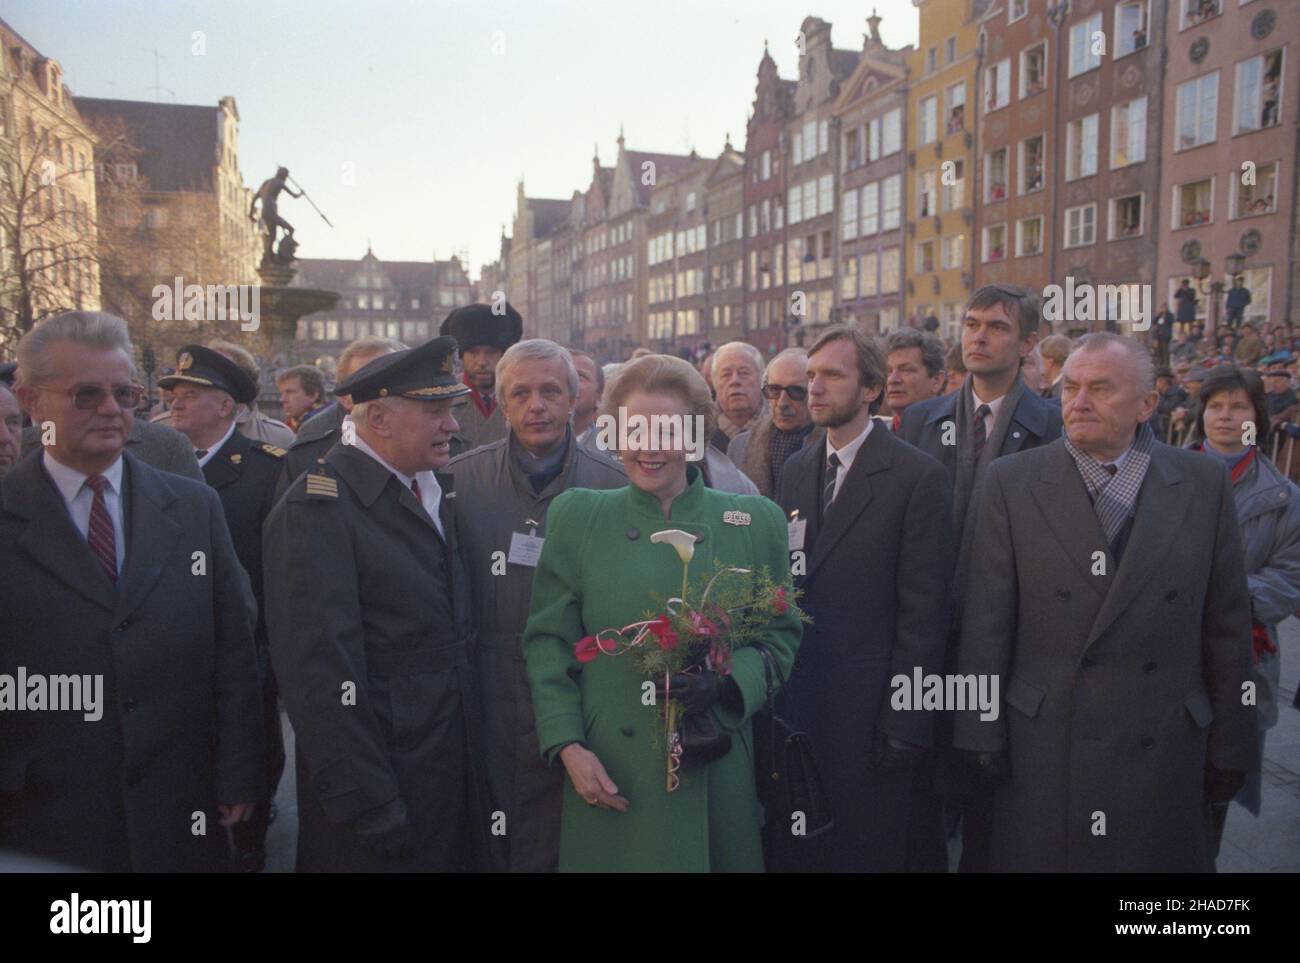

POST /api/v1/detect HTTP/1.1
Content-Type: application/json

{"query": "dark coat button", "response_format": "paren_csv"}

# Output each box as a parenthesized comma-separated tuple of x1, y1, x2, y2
(123, 697, 137, 712)
(1143, 661, 1157, 673)
(1165, 590, 1178, 601)
(1056, 589, 1071, 601)
(694, 532, 705, 543)
(318, 780, 331, 793)
(114, 617, 132, 632)
(1141, 736, 1155, 749)
(620, 725, 635, 738)
(627, 528, 639, 541)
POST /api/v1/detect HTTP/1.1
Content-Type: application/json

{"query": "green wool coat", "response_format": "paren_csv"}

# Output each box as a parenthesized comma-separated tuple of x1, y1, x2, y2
(522, 467, 801, 872)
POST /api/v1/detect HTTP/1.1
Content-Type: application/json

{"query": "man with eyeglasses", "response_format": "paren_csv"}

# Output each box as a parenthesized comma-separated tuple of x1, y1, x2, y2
(1, 311, 265, 872)
(19, 370, 203, 482)
(727, 348, 818, 499)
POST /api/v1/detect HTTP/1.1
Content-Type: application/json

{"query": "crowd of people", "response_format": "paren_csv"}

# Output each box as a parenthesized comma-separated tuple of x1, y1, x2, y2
(0, 281, 1294, 873)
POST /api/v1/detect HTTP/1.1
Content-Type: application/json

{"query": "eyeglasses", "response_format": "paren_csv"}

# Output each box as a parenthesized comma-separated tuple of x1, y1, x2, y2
(62, 383, 145, 411)
(762, 383, 808, 402)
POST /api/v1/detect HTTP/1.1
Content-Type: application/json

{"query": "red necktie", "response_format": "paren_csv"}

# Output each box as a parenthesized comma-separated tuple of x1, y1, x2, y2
(891, 414, 901, 433)
(410, 477, 422, 504)
(85, 474, 117, 583)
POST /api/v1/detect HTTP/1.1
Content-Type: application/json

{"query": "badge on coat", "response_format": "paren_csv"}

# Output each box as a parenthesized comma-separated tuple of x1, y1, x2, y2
(508, 518, 544, 567)
(788, 510, 807, 551)
(722, 510, 751, 526)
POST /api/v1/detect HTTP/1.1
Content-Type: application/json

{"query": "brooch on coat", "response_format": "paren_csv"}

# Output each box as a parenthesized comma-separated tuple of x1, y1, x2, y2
(722, 510, 751, 526)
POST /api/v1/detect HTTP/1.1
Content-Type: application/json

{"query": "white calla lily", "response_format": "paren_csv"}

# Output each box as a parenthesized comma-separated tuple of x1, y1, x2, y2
(650, 529, 697, 565)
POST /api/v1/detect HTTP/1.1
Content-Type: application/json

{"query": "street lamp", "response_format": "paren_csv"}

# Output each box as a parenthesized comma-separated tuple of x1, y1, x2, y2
(1194, 257, 1224, 335)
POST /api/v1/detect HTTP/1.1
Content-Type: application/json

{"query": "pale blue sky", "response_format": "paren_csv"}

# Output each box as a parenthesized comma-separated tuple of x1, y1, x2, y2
(11, 0, 918, 277)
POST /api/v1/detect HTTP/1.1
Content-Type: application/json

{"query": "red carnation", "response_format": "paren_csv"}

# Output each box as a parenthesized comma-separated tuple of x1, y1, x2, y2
(773, 587, 789, 614)
(574, 635, 602, 664)
(649, 615, 680, 651)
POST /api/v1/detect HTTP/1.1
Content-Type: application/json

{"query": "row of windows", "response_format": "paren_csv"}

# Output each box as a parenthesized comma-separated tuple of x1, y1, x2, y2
(839, 249, 903, 300)
(842, 108, 903, 171)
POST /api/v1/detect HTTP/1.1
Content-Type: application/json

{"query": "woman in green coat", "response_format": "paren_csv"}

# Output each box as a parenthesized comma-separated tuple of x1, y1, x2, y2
(523, 354, 802, 872)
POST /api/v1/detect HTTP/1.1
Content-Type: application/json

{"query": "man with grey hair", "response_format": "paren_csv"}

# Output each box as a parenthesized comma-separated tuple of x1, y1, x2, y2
(953, 332, 1255, 871)
(2, 310, 265, 871)
(445, 338, 625, 872)
(728, 348, 818, 498)
(0, 385, 20, 478)
(264, 335, 481, 871)
(883, 329, 946, 431)
(710, 341, 764, 452)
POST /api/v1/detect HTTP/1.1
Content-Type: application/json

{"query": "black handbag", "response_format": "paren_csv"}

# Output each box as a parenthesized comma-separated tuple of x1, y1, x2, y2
(751, 644, 833, 848)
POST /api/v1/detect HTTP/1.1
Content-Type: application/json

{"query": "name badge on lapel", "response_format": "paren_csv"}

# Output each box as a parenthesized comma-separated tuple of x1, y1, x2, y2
(788, 509, 807, 552)
(508, 518, 545, 568)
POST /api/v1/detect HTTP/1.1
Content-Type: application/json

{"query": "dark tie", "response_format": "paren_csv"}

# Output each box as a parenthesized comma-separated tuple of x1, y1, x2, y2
(972, 404, 991, 463)
(85, 474, 117, 583)
(822, 452, 841, 515)
(1102, 463, 1118, 476)
(410, 477, 422, 504)
(194, 449, 208, 460)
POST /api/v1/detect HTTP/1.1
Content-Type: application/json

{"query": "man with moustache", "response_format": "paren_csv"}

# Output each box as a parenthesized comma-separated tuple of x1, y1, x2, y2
(1, 311, 264, 871)
(159, 345, 286, 872)
(899, 284, 1061, 871)
(953, 334, 1254, 871)
(727, 348, 818, 498)
(709, 341, 764, 453)
(445, 340, 626, 872)
(263, 336, 482, 871)
(777, 326, 954, 872)
(441, 301, 523, 454)
(0, 385, 21, 478)
(882, 329, 946, 431)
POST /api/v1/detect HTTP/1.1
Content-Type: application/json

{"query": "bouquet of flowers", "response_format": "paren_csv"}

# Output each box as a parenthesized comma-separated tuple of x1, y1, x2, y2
(572, 529, 807, 791)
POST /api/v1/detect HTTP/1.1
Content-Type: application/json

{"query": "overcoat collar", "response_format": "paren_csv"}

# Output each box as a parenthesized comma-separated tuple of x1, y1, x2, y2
(202, 428, 251, 491)
(326, 441, 446, 541)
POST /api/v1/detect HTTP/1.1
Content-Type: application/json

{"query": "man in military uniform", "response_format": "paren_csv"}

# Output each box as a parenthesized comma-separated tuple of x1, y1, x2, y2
(152, 341, 294, 448)
(440, 302, 523, 453)
(275, 336, 404, 501)
(446, 340, 626, 872)
(161, 345, 287, 872)
(263, 336, 483, 871)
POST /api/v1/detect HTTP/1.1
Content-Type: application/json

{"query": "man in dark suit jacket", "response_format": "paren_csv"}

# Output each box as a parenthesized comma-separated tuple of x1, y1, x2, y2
(953, 333, 1254, 871)
(898, 284, 1063, 870)
(264, 336, 483, 872)
(777, 325, 954, 872)
(1, 311, 264, 872)
(161, 344, 286, 872)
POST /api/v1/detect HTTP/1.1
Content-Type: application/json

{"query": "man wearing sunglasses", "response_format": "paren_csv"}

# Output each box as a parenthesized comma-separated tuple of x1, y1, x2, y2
(727, 348, 818, 499)
(1, 311, 265, 872)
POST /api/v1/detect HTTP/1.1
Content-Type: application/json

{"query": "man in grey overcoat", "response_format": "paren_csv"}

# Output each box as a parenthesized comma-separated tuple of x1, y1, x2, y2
(953, 333, 1256, 871)
(446, 340, 626, 872)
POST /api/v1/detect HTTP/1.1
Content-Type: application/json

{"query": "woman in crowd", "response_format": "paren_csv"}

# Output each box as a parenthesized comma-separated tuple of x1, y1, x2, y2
(522, 354, 801, 871)
(1188, 365, 1300, 843)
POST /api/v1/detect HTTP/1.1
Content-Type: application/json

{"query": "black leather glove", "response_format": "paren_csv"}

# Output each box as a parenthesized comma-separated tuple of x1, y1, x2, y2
(352, 797, 412, 858)
(1205, 766, 1246, 805)
(678, 709, 733, 767)
(870, 731, 926, 774)
(965, 749, 1010, 787)
(656, 669, 726, 713)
